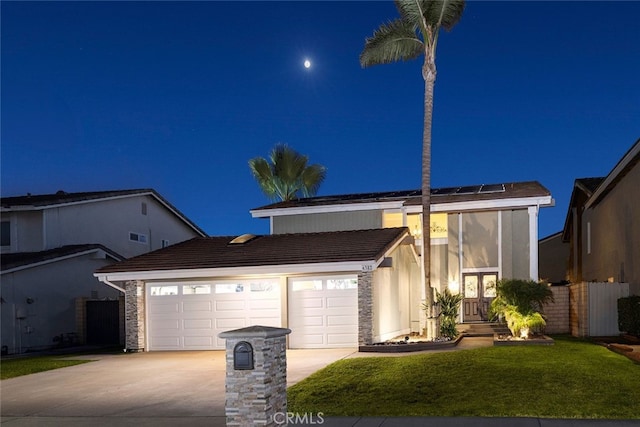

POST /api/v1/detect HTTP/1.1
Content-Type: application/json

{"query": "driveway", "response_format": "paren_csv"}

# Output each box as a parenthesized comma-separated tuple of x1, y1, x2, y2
(0, 348, 355, 426)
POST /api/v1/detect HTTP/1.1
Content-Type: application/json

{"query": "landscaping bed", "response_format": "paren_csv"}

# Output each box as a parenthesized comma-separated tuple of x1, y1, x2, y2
(493, 333, 554, 346)
(359, 335, 462, 353)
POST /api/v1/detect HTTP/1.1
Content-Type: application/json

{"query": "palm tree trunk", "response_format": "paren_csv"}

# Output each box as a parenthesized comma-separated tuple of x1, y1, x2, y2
(422, 58, 436, 339)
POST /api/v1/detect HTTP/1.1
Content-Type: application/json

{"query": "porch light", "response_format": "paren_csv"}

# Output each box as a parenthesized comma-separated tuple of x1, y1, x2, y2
(413, 225, 422, 239)
(447, 280, 460, 294)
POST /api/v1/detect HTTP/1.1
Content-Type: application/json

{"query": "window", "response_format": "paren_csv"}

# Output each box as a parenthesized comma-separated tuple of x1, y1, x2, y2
(291, 280, 323, 291)
(183, 284, 211, 295)
(327, 278, 357, 290)
(215, 284, 244, 293)
(250, 282, 274, 292)
(150, 285, 178, 296)
(1, 221, 10, 246)
(161, 239, 170, 248)
(129, 232, 148, 244)
(141, 202, 147, 215)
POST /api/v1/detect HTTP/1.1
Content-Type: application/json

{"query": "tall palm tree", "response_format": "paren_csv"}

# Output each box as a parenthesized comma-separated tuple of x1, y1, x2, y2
(249, 143, 327, 202)
(360, 0, 465, 335)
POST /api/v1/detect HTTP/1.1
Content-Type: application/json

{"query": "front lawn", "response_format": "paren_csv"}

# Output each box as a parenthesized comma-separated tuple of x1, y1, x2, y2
(1, 356, 92, 380)
(288, 336, 640, 419)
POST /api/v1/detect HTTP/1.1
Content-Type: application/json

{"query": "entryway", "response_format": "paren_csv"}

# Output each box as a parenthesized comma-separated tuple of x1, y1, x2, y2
(462, 272, 497, 321)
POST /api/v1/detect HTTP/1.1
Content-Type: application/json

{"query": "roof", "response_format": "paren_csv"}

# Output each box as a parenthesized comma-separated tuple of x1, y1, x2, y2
(1, 244, 123, 274)
(1, 189, 207, 237)
(95, 228, 411, 274)
(251, 181, 551, 213)
(575, 177, 605, 195)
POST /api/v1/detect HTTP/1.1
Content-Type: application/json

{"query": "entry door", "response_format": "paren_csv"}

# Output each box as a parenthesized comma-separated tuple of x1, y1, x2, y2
(463, 273, 497, 321)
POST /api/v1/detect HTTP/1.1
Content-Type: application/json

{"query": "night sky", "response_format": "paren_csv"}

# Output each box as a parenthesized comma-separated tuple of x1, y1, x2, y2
(2, 1, 639, 238)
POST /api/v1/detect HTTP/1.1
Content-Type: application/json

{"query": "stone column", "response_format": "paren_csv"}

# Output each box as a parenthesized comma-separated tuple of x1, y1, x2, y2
(358, 271, 374, 347)
(219, 326, 291, 427)
(124, 280, 145, 351)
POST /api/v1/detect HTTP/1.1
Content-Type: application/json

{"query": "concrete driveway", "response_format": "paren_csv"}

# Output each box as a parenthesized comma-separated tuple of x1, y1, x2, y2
(0, 348, 355, 426)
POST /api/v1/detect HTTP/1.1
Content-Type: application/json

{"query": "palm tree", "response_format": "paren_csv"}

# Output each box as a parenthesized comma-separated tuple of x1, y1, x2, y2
(360, 0, 465, 336)
(249, 143, 327, 202)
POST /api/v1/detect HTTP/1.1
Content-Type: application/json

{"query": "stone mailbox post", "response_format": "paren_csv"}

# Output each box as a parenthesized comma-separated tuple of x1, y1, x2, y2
(218, 325, 291, 426)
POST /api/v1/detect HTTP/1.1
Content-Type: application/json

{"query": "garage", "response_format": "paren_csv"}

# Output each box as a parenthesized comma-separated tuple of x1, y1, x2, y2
(146, 279, 281, 350)
(288, 275, 358, 348)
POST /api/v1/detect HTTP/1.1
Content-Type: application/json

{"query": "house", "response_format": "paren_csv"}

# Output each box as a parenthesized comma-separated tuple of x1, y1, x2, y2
(559, 139, 640, 295)
(1, 189, 207, 354)
(95, 181, 552, 351)
(95, 228, 419, 351)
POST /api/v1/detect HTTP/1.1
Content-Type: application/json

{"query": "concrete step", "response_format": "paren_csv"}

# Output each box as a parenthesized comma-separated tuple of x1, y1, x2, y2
(457, 322, 511, 337)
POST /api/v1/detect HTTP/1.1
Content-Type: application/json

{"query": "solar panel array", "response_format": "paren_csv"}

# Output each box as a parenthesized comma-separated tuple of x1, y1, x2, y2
(431, 184, 505, 196)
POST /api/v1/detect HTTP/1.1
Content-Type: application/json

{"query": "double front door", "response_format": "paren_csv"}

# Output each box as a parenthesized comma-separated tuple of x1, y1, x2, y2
(463, 272, 497, 321)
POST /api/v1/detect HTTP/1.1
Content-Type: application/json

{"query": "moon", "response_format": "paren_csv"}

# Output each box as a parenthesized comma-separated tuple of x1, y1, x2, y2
(303, 59, 311, 69)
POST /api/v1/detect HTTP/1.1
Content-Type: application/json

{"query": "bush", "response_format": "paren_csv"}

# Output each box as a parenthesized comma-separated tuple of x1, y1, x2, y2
(618, 296, 640, 336)
(435, 288, 463, 339)
(489, 279, 554, 338)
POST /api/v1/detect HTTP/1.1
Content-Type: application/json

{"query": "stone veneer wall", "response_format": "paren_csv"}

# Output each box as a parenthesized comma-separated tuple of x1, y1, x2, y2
(543, 286, 570, 334)
(358, 271, 373, 347)
(222, 329, 289, 426)
(125, 280, 145, 351)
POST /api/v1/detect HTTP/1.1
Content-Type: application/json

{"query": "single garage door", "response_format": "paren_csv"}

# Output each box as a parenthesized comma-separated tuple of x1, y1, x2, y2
(288, 276, 358, 348)
(147, 280, 281, 351)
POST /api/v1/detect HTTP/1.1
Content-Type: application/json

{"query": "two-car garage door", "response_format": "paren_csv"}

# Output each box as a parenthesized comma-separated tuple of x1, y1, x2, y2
(146, 275, 358, 350)
(146, 280, 281, 351)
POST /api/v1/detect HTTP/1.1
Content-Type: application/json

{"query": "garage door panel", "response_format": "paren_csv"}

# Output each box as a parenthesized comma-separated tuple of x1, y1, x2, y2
(183, 319, 212, 329)
(248, 317, 281, 327)
(151, 319, 180, 330)
(327, 333, 357, 344)
(249, 299, 280, 309)
(183, 336, 213, 347)
(182, 300, 212, 312)
(326, 296, 356, 308)
(327, 315, 357, 326)
(152, 302, 180, 313)
(150, 336, 181, 349)
(215, 300, 246, 311)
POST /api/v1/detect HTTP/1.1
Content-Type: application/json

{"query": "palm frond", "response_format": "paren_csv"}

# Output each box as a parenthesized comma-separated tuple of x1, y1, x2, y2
(359, 18, 423, 67)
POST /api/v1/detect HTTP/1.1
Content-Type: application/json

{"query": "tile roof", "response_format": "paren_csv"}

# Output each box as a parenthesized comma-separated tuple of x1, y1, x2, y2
(252, 181, 550, 211)
(96, 228, 410, 274)
(1, 244, 123, 272)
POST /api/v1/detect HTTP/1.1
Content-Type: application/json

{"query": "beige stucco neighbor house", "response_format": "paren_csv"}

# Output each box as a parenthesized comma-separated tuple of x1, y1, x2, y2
(95, 180, 552, 351)
(559, 139, 640, 295)
(1, 189, 206, 354)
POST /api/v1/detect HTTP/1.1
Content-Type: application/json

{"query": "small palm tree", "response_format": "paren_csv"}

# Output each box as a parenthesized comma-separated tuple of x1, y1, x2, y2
(360, 0, 465, 328)
(249, 144, 327, 202)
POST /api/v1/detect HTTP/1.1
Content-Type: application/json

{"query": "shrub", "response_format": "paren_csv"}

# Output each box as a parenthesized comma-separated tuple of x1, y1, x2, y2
(489, 279, 554, 338)
(435, 288, 463, 339)
(618, 296, 640, 336)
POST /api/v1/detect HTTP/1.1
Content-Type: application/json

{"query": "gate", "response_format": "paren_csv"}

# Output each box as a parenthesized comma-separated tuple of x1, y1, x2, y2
(86, 300, 120, 345)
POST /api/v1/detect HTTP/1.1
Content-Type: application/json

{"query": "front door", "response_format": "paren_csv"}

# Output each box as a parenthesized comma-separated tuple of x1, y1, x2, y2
(463, 273, 497, 321)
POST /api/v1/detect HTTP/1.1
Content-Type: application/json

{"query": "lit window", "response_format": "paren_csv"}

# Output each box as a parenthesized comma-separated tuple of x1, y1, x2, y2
(150, 285, 178, 296)
(291, 280, 323, 291)
(250, 282, 274, 292)
(327, 278, 357, 290)
(215, 284, 244, 294)
(183, 285, 211, 295)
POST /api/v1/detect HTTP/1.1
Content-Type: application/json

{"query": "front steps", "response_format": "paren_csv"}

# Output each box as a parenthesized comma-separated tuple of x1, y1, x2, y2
(457, 322, 510, 337)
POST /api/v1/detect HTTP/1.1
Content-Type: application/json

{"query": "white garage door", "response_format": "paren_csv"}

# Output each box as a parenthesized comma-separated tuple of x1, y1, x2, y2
(288, 276, 358, 348)
(147, 280, 281, 351)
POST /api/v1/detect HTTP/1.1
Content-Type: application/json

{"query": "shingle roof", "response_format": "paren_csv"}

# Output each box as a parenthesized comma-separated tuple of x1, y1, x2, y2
(1, 189, 207, 237)
(1, 244, 123, 272)
(252, 181, 550, 211)
(96, 228, 410, 274)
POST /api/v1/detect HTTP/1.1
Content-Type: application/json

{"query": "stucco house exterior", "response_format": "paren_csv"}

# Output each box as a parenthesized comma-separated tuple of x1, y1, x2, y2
(1, 189, 206, 354)
(95, 180, 553, 351)
(559, 139, 640, 295)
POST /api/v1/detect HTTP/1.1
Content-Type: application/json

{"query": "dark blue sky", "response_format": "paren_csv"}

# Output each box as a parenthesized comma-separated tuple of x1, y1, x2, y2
(2, 1, 639, 238)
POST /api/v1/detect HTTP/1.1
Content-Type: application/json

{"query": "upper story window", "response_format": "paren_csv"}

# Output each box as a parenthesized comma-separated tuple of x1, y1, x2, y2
(1, 221, 10, 246)
(161, 239, 170, 248)
(141, 202, 147, 215)
(129, 232, 148, 244)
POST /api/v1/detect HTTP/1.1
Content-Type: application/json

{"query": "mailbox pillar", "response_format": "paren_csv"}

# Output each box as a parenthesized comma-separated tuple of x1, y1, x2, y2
(218, 325, 291, 427)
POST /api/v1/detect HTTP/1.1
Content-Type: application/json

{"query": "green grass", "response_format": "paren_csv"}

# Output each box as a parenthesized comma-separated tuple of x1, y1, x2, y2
(288, 336, 640, 419)
(1, 356, 93, 380)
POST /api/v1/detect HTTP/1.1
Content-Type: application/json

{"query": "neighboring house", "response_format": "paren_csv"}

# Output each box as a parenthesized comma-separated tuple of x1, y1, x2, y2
(538, 231, 569, 284)
(560, 139, 640, 295)
(1, 189, 207, 354)
(95, 181, 552, 351)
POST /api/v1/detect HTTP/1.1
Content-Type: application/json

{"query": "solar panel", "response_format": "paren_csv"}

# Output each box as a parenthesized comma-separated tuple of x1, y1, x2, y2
(479, 184, 505, 194)
(456, 185, 480, 195)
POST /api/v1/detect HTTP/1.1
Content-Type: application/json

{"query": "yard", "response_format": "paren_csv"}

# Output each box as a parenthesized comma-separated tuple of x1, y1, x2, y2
(288, 336, 640, 419)
(1, 356, 92, 380)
